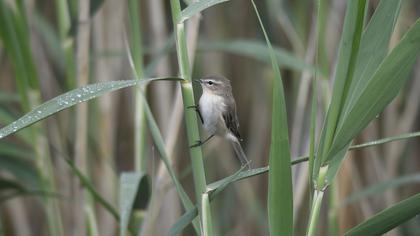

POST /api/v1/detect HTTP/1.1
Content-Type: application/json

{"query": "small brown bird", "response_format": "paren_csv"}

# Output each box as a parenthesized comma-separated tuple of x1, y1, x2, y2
(190, 75, 250, 167)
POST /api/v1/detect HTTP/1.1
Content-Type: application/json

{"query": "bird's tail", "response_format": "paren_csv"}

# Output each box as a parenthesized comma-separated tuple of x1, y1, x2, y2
(231, 140, 251, 169)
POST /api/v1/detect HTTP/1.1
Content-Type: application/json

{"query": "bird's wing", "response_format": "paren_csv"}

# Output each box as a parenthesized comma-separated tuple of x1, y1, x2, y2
(222, 98, 242, 140)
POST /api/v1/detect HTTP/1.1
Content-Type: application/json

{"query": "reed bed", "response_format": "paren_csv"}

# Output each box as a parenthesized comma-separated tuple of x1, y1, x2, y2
(0, 0, 419, 235)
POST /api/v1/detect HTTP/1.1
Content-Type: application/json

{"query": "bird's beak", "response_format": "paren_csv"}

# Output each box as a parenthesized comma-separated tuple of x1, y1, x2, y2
(193, 79, 202, 84)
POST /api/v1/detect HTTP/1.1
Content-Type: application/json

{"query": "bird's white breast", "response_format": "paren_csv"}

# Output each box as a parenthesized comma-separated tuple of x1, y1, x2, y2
(199, 92, 226, 134)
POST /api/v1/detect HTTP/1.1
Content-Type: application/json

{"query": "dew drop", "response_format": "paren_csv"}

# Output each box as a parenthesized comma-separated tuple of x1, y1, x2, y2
(57, 98, 64, 106)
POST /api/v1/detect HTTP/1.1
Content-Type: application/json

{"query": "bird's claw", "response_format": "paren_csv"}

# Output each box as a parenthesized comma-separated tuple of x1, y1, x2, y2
(187, 104, 204, 124)
(189, 140, 203, 148)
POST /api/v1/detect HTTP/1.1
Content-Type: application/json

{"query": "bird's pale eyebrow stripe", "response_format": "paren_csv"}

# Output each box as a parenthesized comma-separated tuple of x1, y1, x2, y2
(204, 79, 221, 84)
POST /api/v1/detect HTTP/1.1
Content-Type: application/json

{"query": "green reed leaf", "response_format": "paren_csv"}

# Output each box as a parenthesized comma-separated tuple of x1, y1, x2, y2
(0, 77, 181, 140)
(345, 193, 420, 236)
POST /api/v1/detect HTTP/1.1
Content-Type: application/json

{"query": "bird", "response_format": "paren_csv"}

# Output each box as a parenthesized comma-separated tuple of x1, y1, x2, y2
(189, 75, 250, 168)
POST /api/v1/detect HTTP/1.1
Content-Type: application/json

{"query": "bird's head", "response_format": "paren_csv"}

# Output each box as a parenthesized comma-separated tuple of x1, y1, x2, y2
(195, 75, 232, 96)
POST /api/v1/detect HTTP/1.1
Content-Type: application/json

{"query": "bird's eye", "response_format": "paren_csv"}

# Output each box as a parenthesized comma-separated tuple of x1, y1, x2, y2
(207, 81, 214, 85)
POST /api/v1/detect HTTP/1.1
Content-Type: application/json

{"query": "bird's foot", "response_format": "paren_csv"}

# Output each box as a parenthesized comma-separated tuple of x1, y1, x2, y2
(187, 105, 199, 110)
(189, 140, 203, 148)
(187, 105, 204, 124)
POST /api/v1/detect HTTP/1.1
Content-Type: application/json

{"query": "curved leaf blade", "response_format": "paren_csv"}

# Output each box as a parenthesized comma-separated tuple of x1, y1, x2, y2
(62, 157, 119, 220)
(119, 172, 149, 236)
(169, 208, 198, 236)
(329, 19, 420, 159)
(180, 0, 230, 23)
(340, 0, 401, 121)
(315, 0, 366, 177)
(0, 77, 181, 139)
(340, 174, 420, 207)
(143, 98, 201, 234)
(345, 193, 420, 236)
(207, 166, 266, 193)
(0, 155, 38, 187)
(198, 40, 318, 73)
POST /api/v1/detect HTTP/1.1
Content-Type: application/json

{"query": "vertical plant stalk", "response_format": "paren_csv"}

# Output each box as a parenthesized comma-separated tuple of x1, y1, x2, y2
(141, 1, 203, 234)
(169, 0, 208, 225)
(55, 0, 70, 46)
(308, 0, 324, 203)
(55, 0, 75, 89)
(0, 2, 64, 235)
(202, 193, 214, 236)
(34, 133, 64, 236)
(74, 0, 98, 235)
(328, 182, 339, 236)
(308, 76, 317, 198)
(128, 0, 147, 173)
(308, 1, 366, 234)
(92, 2, 124, 234)
(148, 0, 173, 134)
(306, 189, 325, 236)
(306, 164, 327, 236)
(126, 0, 149, 233)
(54, 2, 74, 233)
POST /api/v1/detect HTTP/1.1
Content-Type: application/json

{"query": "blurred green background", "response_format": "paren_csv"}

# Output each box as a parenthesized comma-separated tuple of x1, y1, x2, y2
(0, 0, 419, 235)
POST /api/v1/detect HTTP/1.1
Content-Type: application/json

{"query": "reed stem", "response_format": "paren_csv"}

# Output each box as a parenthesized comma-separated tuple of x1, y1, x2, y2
(169, 0, 208, 231)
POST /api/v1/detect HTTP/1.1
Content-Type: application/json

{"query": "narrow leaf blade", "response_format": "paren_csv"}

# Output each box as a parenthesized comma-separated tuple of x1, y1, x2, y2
(0, 77, 181, 139)
(169, 208, 198, 236)
(345, 193, 420, 236)
(329, 19, 420, 158)
(198, 40, 318, 73)
(251, 1, 293, 235)
(62, 157, 119, 220)
(180, 0, 230, 23)
(314, 0, 366, 181)
(119, 172, 149, 236)
(341, 0, 401, 120)
(143, 98, 201, 234)
(341, 174, 420, 207)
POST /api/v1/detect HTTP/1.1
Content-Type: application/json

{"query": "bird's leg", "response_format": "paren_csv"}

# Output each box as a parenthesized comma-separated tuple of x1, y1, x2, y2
(190, 134, 215, 148)
(187, 104, 204, 124)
